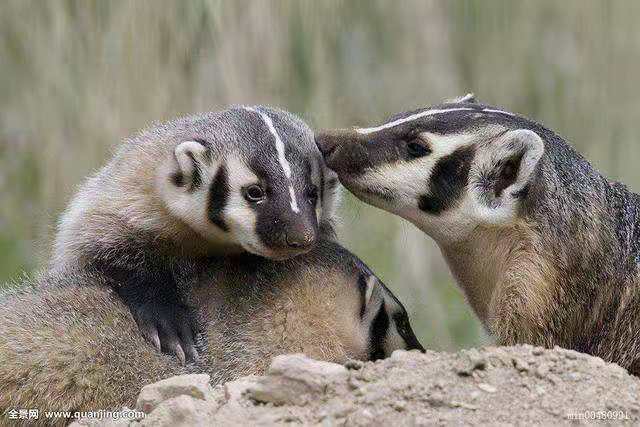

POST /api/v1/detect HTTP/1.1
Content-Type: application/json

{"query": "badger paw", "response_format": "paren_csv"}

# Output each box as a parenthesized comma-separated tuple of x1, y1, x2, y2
(132, 301, 200, 365)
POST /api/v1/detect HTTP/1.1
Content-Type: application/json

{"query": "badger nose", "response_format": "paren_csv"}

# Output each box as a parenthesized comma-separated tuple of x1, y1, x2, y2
(317, 130, 356, 159)
(285, 228, 316, 249)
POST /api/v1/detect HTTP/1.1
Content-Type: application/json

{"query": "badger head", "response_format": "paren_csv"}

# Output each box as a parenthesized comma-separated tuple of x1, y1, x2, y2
(285, 241, 425, 361)
(316, 96, 545, 244)
(352, 259, 425, 360)
(157, 106, 340, 260)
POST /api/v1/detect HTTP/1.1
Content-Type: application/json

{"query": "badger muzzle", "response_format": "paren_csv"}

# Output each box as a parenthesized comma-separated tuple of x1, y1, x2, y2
(256, 214, 319, 259)
(316, 130, 376, 176)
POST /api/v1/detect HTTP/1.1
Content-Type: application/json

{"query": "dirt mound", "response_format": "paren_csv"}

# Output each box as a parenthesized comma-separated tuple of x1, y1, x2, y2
(74, 345, 640, 426)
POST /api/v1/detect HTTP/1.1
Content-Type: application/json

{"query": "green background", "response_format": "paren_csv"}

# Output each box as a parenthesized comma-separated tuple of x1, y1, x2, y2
(2, 0, 640, 350)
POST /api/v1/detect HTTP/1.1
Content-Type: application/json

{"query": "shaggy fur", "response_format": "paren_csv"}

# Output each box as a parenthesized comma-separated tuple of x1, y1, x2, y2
(318, 98, 640, 375)
(0, 241, 421, 423)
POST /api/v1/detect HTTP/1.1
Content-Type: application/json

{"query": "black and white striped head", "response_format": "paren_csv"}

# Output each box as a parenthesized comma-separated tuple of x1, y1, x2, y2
(316, 242, 425, 360)
(156, 106, 340, 259)
(352, 259, 425, 360)
(317, 95, 545, 243)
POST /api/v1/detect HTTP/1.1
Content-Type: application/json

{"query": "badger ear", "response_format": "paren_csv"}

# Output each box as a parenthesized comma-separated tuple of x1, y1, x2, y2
(172, 140, 211, 191)
(477, 129, 544, 221)
(447, 93, 477, 104)
(359, 274, 382, 321)
(492, 129, 544, 197)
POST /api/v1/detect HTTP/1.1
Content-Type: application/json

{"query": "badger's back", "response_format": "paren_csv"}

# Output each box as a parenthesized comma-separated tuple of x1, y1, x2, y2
(0, 244, 368, 418)
(194, 246, 366, 384)
(0, 271, 183, 417)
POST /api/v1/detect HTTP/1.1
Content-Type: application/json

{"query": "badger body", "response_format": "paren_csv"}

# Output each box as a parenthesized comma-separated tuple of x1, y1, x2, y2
(0, 240, 423, 420)
(50, 106, 340, 360)
(318, 96, 640, 375)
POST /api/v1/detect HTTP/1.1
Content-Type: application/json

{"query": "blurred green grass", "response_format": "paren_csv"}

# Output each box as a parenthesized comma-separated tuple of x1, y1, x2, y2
(2, 0, 640, 350)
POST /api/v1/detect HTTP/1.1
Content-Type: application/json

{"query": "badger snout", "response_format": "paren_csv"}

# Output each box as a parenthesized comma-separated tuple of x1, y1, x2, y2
(315, 130, 355, 169)
(284, 223, 317, 249)
(316, 130, 372, 176)
(258, 217, 319, 259)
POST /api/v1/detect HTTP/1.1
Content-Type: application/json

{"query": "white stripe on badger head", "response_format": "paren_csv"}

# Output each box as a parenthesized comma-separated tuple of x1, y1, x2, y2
(243, 106, 300, 214)
(288, 186, 300, 213)
(356, 108, 475, 135)
(356, 107, 516, 135)
(480, 108, 517, 117)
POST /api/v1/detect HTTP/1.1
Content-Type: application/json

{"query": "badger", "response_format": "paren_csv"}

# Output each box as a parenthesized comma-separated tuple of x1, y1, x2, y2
(51, 106, 340, 362)
(317, 94, 640, 375)
(0, 240, 423, 419)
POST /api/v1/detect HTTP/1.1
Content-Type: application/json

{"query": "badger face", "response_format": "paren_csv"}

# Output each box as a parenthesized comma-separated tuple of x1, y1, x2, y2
(316, 99, 544, 243)
(158, 106, 340, 260)
(352, 260, 425, 360)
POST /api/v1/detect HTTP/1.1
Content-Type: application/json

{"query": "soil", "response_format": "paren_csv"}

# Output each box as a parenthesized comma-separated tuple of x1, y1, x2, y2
(74, 345, 640, 426)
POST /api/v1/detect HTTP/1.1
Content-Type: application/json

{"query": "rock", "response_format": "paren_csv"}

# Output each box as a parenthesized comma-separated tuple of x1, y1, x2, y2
(344, 359, 364, 370)
(392, 400, 406, 411)
(456, 349, 487, 376)
(138, 395, 210, 426)
(564, 350, 579, 360)
(246, 354, 348, 405)
(512, 357, 530, 372)
(535, 363, 550, 378)
(93, 345, 640, 426)
(477, 383, 497, 393)
(136, 374, 211, 414)
(468, 349, 487, 370)
(224, 376, 260, 401)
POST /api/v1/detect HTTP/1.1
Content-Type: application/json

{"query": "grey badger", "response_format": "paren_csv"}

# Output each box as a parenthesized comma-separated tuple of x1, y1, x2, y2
(51, 106, 340, 362)
(317, 94, 640, 375)
(0, 240, 423, 419)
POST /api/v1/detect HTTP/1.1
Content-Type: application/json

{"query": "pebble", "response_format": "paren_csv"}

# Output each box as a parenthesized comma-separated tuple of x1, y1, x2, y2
(513, 357, 530, 372)
(136, 374, 211, 414)
(477, 383, 497, 393)
(535, 363, 550, 378)
(344, 359, 364, 370)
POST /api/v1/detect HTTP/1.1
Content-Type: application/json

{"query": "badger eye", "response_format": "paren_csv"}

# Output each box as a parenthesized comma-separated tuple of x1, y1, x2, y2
(406, 140, 431, 159)
(307, 185, 319, 204)
(243, 184, 266, 203)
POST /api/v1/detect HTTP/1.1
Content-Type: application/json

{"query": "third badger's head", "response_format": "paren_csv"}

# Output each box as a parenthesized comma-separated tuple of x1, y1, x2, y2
(151, 106, 340, 260)
(198, 239, 425, 365)
(316, 95, 546, 243)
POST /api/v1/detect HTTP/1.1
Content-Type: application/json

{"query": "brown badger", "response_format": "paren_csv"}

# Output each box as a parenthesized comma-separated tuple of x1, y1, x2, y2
(0, 240, 423, 421)
(50, 106, 340, 361)
(317, 95, 640, 375)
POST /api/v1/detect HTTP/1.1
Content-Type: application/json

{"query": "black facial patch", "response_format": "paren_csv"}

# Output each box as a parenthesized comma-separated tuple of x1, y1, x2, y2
(171, 172, 184, 187)
(357, 273, 368, 318)
(208, 164, 230, 232)
(418, 145, 475, 215)
(369, 302, 389, 361)
(392, 311, 425, 352)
